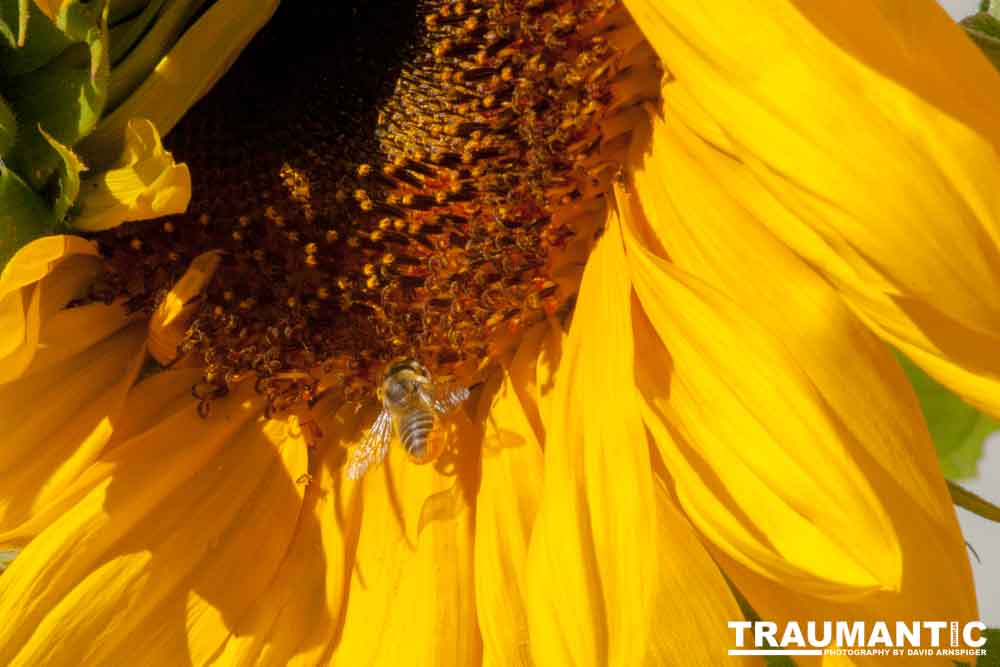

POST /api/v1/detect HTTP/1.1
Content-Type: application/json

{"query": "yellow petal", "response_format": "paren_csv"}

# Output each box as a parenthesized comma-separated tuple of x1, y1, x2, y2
(79, 0, 280, 166)
(474, 325, 546, 667)
(646, 475, 750, 666)
(625, 106, 976, 631)
(0, 237, 144, 536)
(624, 0, 1000, 417)
(0, 235, 102, 383)
(212, 400, 366, 667)
(72, 118, 191, 232)
(716, 508, 977, 667)
(147, 250, 220, 365)
(629, 109, 959, 536)
(0, 323, 146, 539)
(618, 180, 902, 599)
(524, 205, 657, 667)
(331, 409, 481, 667)
(0, 373, 310, 666)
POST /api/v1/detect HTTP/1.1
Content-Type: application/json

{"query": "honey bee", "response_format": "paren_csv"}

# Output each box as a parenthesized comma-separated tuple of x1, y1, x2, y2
(346, 359, 470, 480)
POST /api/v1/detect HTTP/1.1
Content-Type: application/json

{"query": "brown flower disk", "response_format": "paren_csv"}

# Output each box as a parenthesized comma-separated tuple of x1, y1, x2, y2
(90, 0, 627, 415)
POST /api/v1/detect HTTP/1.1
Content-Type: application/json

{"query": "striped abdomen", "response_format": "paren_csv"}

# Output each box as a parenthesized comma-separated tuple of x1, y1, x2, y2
(398, 408, 436, 461)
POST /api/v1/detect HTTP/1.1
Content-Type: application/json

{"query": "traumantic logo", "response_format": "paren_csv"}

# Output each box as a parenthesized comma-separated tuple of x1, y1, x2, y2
(727, 620, 988, 658)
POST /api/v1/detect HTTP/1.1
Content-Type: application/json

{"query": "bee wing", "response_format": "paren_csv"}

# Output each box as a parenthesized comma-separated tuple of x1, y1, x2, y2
(346, 408, 394, 480)
(423, 382, 470, 415)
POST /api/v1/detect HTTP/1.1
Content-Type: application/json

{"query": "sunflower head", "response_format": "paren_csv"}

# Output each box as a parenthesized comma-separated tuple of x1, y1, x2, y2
(0, 0, 997, 665)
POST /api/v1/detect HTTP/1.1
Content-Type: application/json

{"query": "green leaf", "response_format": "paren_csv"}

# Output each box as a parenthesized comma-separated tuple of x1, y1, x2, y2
(3, 0, 109, 190)
(978, 628, 1000, 667)
(0, 94, 15, 157)
(106, 0, 203, 110)
(39, 125, 85, 221)
(0, 161, 58, 267)
(962, 11, 1000, 71)
(896, 354, 998, 479)
(0, 0, 74, 76)
(108, 0, 166, 65)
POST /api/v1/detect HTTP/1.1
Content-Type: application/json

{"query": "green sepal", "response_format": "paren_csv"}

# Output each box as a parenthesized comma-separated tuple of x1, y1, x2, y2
(0, 0, 28, 50)
(962, 8, 1000, 72)
(948, 481, 1000, 523)
(0, 160, 58, 267)
(39, 125, 84, 221)
(0, 0, 73, 76)
(0, 94, 15, 157)
(896, 353, 998, 480)
(108, 0, 150, 26)
(2, 0, 109, 190)
(106, 0, 203, 110)
(108, 0, 166, 65)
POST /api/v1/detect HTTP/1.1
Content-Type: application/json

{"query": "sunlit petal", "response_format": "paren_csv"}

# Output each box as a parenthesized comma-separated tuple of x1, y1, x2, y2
(624, 0, 1000, 417)
(628, 108, 961, 537)
(618, 181, 901, 599)
(331, 411, 481, 666)
(525, 207, 656, 666)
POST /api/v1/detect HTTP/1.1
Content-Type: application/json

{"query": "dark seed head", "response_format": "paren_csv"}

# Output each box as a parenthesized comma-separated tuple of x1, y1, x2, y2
(89, 0, 632, 413)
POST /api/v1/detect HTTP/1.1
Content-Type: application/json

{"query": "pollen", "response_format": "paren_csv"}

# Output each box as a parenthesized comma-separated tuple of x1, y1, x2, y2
(87, 0, 655, 414)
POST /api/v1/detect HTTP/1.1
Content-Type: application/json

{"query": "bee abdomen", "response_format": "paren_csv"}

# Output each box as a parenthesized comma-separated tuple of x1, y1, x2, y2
(399, 410, 435, 458)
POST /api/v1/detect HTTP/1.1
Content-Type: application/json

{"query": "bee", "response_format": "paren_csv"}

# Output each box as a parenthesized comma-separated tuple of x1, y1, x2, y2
(346, 359, 470, 480)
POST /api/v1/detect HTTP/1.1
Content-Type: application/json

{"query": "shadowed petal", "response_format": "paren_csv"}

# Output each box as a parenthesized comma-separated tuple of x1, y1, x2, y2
(0, 236, 143, 536)
(0, 373, 309, 666)
(646, 474, 749, 666)
(210, 401, 365, 667)
(474, 325, 546, 667)
(80, 0, 280, 166)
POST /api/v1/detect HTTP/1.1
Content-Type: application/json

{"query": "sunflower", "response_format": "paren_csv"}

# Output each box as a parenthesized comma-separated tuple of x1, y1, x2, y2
(0, 0, 996, 664)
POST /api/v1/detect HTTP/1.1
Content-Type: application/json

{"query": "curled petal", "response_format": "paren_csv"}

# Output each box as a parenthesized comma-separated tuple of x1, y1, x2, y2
(72, 119, 191, 232)
(147, 250, 220, 365)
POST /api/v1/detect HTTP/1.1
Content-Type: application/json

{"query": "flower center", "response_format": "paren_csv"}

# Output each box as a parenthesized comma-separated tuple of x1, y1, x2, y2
(90, 0, 648, 414)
